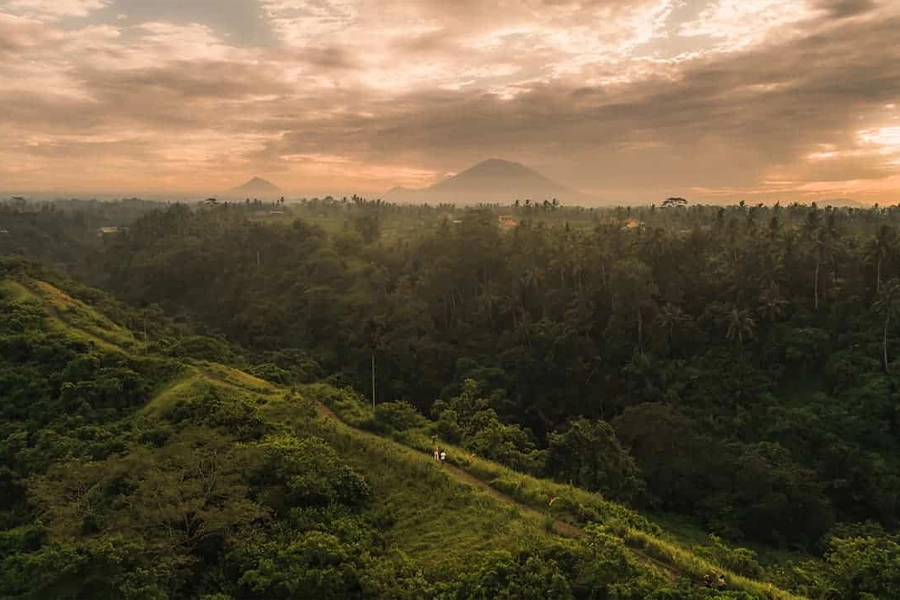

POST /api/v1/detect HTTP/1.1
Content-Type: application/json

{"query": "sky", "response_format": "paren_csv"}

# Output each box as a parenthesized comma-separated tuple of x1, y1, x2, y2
(1, 0, 899, 204)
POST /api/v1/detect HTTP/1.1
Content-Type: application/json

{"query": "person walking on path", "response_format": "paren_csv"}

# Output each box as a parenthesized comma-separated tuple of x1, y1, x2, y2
(440, 449, 447, 465)
(433, 443, 440, 461)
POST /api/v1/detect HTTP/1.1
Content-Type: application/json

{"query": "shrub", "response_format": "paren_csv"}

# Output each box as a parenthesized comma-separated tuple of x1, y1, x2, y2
(368, 401, 425, 434)
(692, 535, 764, 579)
(247, 363, 292, 385)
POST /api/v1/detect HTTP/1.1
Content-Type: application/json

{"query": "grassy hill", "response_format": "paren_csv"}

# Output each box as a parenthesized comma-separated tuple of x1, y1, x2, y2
(0, 261, 808, 599)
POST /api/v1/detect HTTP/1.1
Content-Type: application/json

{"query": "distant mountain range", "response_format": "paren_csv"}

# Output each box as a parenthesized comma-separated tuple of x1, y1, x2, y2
(385, 159, 590, 205)
(819, 197, 866, 208)
(228, 177, 282, 199)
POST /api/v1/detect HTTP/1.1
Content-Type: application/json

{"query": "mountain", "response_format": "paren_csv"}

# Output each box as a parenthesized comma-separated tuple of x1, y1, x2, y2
(820, 197, 867, 208)
(385, 159, 590, 204)
(229, 176, 282, 198)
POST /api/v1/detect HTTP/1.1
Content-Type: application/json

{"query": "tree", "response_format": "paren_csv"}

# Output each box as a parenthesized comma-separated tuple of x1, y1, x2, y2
(758, 282, 788, 323)
(802, 208, 824, 309)
(547, 418, 643, 502)
(352, 212, 381, 244)
(874, 278, 900, 373)
(24, 429, 269, 597)
(866, 224, 897, 294)
(448, 549, 573, 599)
(725, 307, 756, 351)
(614, 403, 722, 514)
(363, 317, 386, 408)
(825, 535, 900, 599)
(661, 197, 687, 208)
(609, 258, 658, 352)
(654, 303, 687, 353)
(432, 379, 540, 472)
(729, 442, 833, 545)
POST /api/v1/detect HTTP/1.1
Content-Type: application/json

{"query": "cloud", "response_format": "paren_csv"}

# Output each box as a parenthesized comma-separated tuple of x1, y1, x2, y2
(3, 0, 109, 18)
(0, 12, 61, 56)
(0, 0, 898, 201)
(816, 0, 880, 18)
(678, 0, 817, 51)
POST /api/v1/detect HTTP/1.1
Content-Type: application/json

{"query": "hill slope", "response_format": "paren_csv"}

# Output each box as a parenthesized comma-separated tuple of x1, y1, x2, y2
(0, 260, 809, 599)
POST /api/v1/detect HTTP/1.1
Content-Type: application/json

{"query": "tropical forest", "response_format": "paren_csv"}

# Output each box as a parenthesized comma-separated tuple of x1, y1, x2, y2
(2, 196, 900, 599)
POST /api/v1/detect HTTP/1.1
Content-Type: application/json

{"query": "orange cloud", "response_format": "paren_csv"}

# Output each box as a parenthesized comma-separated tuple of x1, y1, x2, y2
(0, 0, 899, 203)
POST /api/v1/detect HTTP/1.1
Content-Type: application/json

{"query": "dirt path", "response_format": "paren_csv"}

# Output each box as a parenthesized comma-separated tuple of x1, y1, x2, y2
(315, 402, 680, 582)
(440, 461, 584, 538)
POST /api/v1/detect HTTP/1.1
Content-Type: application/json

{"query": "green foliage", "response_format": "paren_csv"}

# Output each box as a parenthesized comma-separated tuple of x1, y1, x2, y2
(14, 429, 268, 599)
(158, 335, 242, 363)
(252, 434, 371, 510)
(0, 266, 809, 599)
(692, 535, 764, 579)
(433, 379, 541, 474)
(369, 401, 427, 433)
(83, 201, 900, 549)
(13, 199, 900, 597)
(446, 549, 573, 599)
(163, 386, 268, 441)
(245, 362, 292, 385)
(305, 383, 373, 427)
(547, 418, 644, 502)
(235, 532, 363, 599)
(824, 535, 900, 599)
(0, 198, 159, 272)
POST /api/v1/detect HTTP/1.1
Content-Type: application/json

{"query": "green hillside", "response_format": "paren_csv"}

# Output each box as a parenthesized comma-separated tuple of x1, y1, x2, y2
(0, 260, 819, 599)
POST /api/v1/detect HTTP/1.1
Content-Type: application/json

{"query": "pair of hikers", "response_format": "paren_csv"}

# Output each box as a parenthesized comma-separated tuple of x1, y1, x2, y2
(433, 443, 446, 464)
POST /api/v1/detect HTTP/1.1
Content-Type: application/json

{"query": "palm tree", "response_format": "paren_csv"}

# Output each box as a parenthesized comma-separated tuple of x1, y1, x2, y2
(801, 207, 824, 309)
(655, 303, 686, 350)
(818, 211, 843, 302)
(803, 215, 824, 309)
(363, 317, 386, 408)
(610, 258, 658, 352)
(758, 282, 788, 323)
(726, 307, 756, 351)
(874, 279, 900, 373)
(865, 224, 897, 294)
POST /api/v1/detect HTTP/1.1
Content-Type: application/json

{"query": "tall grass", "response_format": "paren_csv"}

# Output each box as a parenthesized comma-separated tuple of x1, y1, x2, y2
(31, 280, 140, 351)
(0, 279, 36, 302)
(195, 361, 278, 395)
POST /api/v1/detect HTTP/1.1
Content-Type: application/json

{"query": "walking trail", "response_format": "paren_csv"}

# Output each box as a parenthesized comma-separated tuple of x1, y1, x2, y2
(315, 402, 681, 582)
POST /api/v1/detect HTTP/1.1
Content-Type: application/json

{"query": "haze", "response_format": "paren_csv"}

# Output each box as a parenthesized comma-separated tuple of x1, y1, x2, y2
(1, 0, 899, 203)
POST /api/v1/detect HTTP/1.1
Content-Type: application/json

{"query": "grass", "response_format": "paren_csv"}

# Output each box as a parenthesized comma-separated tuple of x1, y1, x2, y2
(2, 276, 137, 354)
(143, 371, 211, 415)
(619, 528, 800, 600)
(194, 361, 278, 395)
(28, 280, 140, 352)
(0, 279, 37, 302)
(301, 383, 373, 425)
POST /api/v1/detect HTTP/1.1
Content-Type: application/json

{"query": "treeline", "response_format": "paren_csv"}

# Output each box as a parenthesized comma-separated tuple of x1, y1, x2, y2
(0, 198, 161, 272)
(79, 199, 900, 552)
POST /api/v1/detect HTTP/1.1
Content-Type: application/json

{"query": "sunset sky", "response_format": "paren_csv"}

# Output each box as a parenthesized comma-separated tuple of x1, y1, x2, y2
(1, 0, 899, 203)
